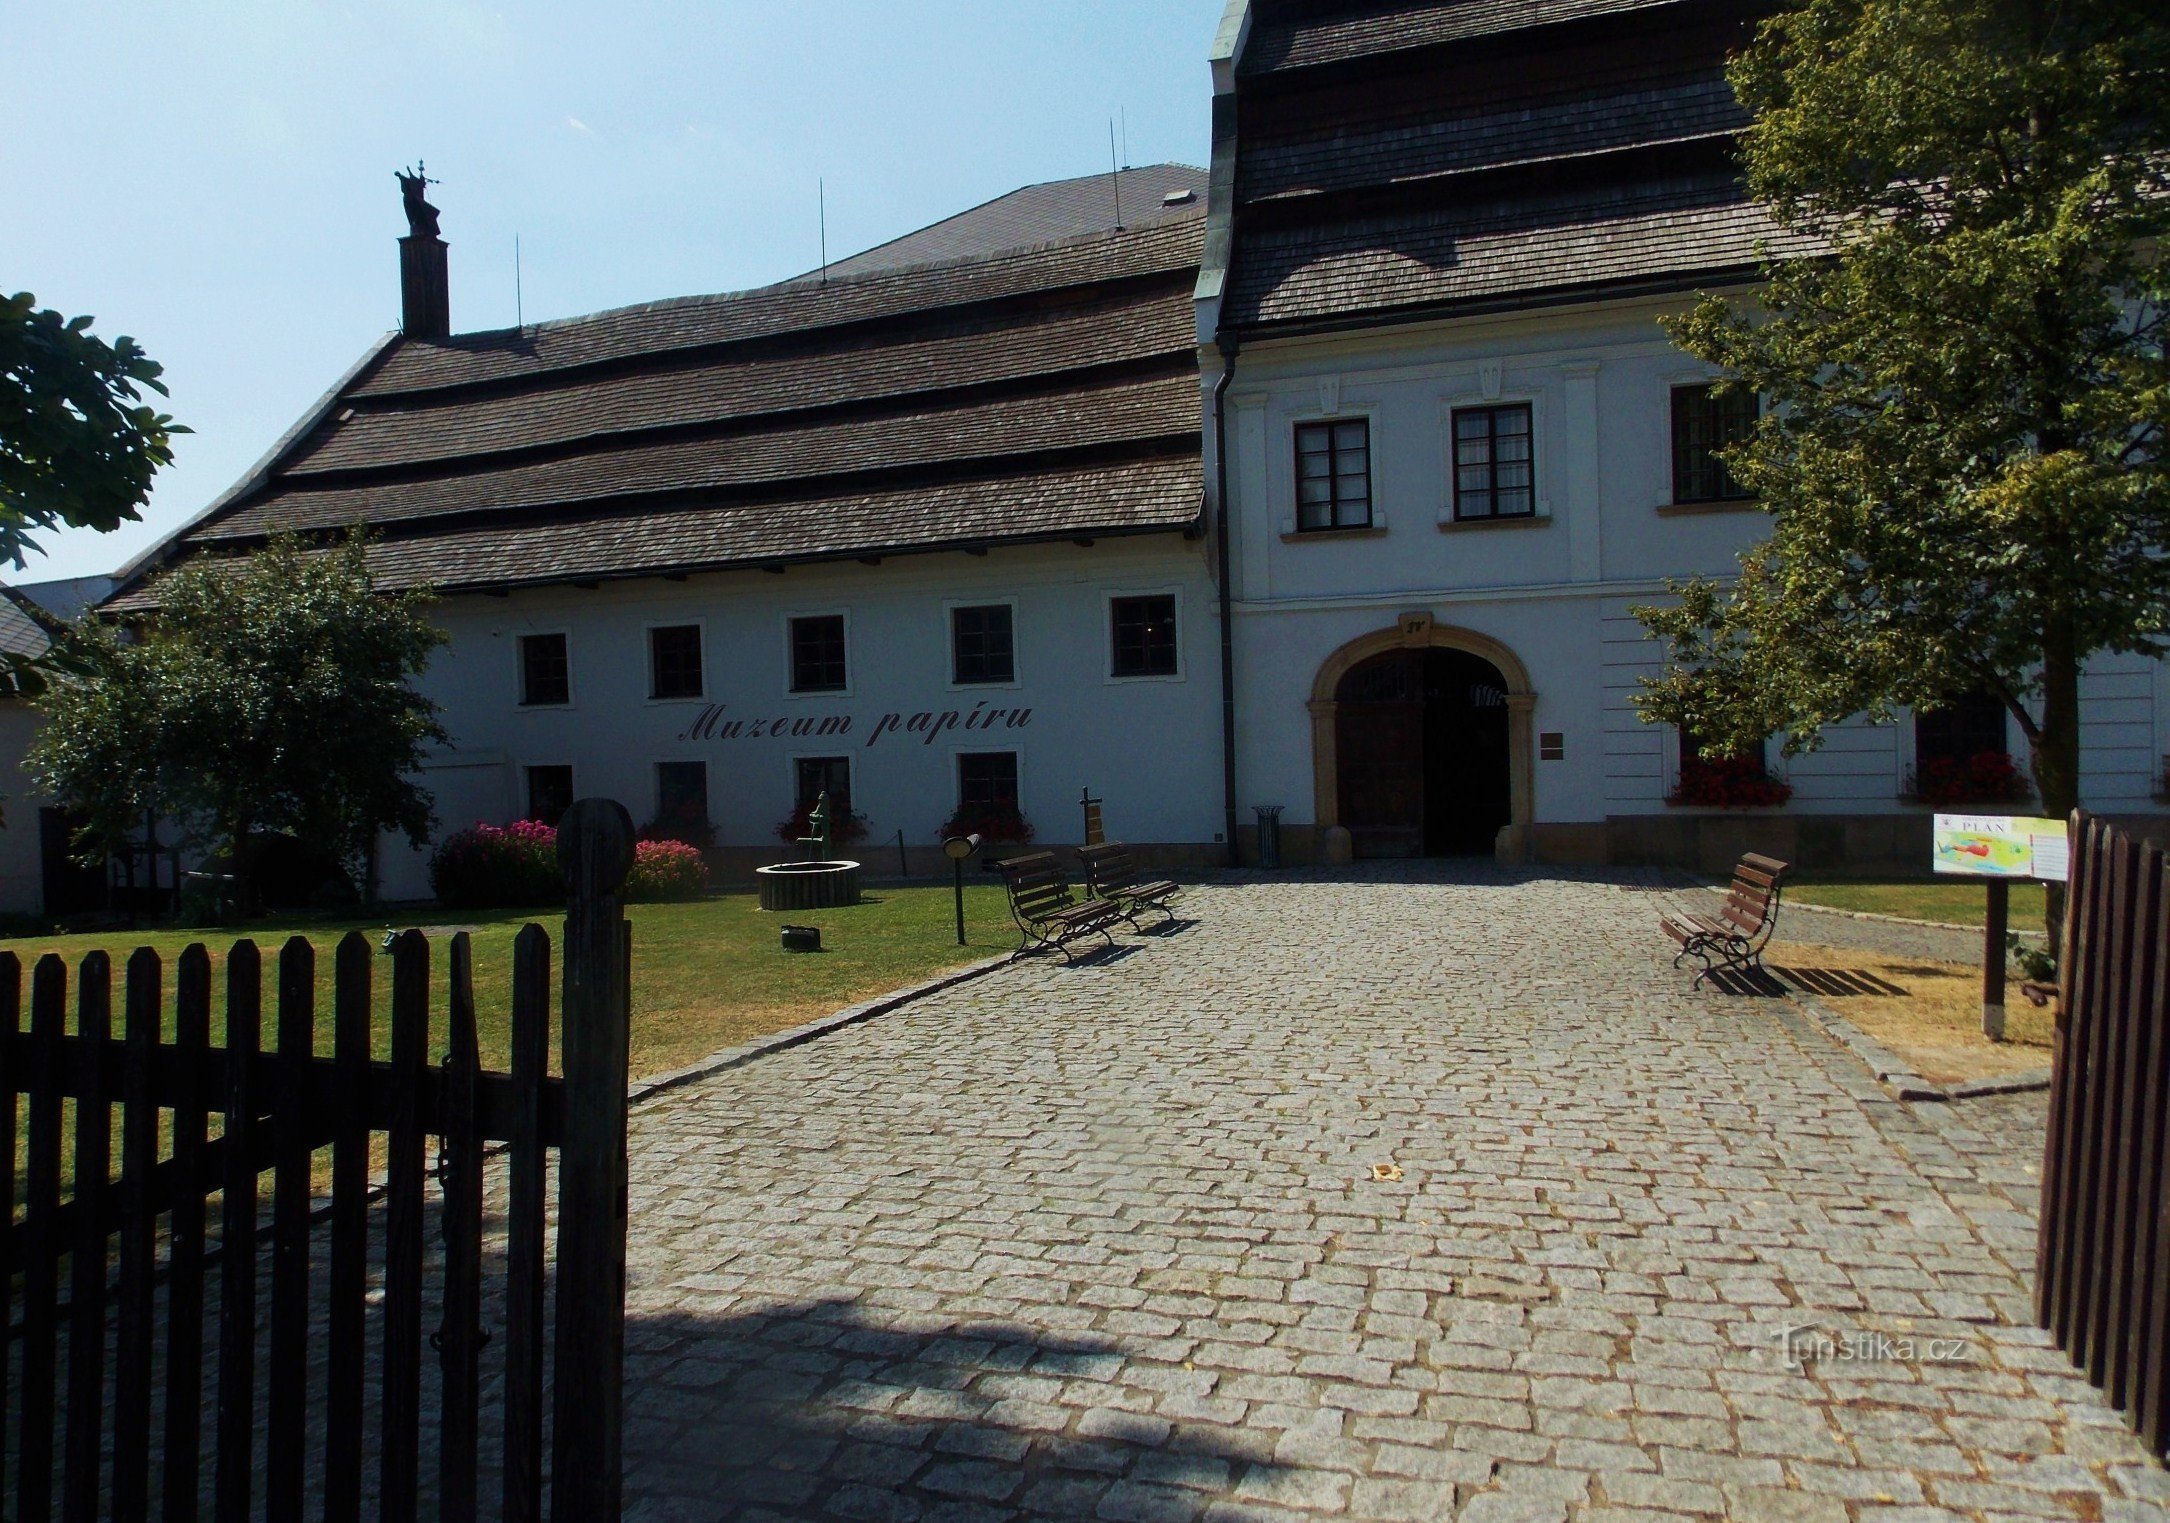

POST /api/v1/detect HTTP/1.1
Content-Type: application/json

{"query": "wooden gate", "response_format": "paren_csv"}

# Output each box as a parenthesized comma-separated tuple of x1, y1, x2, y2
(2036, 809, 2170, 1457)
(0, 798, 636, 1521)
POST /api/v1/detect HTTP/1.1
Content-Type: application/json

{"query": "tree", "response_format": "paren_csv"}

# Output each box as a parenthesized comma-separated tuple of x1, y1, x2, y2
(0, 291, 186, 694)
(30, 535, 447, 906)
(1, 293, 185, 552)
(1635, 0, 2170, 946)
(19, 617, 168, 869)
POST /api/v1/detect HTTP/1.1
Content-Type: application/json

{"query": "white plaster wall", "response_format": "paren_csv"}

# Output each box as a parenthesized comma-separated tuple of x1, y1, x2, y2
(1221, 295, 2169, 828)
(0, 704, 49, 913)
(377, 537, 1225, 900)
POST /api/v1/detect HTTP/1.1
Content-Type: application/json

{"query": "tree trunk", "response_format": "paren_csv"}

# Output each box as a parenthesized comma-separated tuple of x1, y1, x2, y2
(2030, 619, 2082, 956)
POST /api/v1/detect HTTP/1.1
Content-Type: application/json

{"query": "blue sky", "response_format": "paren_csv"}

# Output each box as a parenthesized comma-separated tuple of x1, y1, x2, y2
(4, 1, 1221, 584)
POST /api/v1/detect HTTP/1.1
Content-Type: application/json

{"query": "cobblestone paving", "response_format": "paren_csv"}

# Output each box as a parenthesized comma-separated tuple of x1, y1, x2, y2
(619, 865, 2167, 1522)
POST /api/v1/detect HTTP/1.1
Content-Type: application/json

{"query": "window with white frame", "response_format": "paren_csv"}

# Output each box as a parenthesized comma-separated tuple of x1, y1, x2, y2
(518, 633, 569, 706)
(1294, 418, 1372, 530)
(950, 604, 1015, 685)
(1451, 403, 1534, 519)
(649, 625, 703, 700)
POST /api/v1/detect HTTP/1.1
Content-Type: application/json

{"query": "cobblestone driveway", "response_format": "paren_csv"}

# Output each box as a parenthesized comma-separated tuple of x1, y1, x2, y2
(619, 866, 2167, 1522)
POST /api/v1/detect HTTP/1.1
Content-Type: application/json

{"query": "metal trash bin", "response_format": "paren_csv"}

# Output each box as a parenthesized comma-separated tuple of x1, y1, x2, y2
(1253, 804, 1285, 870)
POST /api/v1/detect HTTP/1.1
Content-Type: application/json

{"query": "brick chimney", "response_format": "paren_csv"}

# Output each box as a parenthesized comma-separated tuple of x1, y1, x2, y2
(395, 164, 450, 340)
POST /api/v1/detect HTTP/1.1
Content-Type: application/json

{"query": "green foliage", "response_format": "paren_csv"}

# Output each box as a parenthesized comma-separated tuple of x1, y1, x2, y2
(1633, 0, 2170, 837)
(20, 617, 167, 862)
(29, 534, 447, 897)
(0, 292, 186, 561)
(0, 292, 186, 694)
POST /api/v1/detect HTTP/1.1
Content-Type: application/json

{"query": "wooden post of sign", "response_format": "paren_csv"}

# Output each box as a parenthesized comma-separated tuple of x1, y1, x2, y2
(553, 799, 635, 1523)
(1983, 878, 2009, 1041)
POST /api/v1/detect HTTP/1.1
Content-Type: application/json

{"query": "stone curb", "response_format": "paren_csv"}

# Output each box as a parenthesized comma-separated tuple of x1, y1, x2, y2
(627, 951, 1015, 1110)
(1781, 984, 2053, 1103)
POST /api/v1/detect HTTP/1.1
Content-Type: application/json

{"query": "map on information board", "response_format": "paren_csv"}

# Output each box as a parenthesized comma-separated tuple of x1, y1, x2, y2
(1932, 814, 2070, 881)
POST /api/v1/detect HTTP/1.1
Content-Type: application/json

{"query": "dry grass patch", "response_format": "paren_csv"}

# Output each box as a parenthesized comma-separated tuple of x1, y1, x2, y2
(1766, 939, 2052, 1087)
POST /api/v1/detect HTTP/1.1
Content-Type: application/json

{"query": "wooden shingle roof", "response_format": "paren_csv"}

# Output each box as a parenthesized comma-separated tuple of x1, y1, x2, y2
(108, 187, 1209, 610)
(1219, 0, 1789, 337)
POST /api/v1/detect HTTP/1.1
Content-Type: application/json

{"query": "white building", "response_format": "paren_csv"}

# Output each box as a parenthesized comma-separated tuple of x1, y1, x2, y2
(1196, 0, 2167, 871)
(95, 168, 1232, 905)
(6, 1, 2161, 914)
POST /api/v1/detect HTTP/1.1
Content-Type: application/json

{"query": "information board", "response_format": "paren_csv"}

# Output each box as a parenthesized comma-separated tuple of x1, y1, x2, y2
(1932, 814, 2070, 882)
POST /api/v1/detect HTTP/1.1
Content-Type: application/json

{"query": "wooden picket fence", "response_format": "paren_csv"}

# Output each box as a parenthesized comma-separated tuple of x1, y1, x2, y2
(2037, 809, 2170, 1458)
(0, 799, 637, 1522)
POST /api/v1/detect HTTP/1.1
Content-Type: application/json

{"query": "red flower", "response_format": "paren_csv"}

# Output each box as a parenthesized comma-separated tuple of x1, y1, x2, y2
(1668, 756, 1793, 809)
(1909, 751, 2033, 806)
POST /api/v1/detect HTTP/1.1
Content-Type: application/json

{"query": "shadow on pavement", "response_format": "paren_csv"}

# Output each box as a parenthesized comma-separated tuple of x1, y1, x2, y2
(622, 1298, 1292, 1520)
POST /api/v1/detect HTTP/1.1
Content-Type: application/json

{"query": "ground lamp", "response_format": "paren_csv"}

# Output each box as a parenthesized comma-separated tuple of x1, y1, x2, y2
(944, 833, 982, 946)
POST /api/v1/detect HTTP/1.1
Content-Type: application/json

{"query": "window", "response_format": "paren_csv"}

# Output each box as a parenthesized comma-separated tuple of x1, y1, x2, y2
(1110, 594, 1178, 678)
(958, 752, 1019, 813)
(1669, 725, 1791, 807)
(655, 760, 708, 828)
(1671, 383, 1758, 503)
(524, 765, 574, 827)
(789, 615, 847, 693)
(1679, 727, 1766, 778)
(649, 625, 703, 700)
(1915, 690, 2008, 768)
(795, 756, 852, 814)
(1909, 690, 2028, 803)
(951, 604, 1015, 685)
(1294, 419, 1372, 530)
(1452, 404, 1535, 519)
(519, 633, 569, 706)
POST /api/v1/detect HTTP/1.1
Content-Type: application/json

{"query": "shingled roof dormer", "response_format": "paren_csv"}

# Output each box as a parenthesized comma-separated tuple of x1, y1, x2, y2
(396, 164, 450, 340)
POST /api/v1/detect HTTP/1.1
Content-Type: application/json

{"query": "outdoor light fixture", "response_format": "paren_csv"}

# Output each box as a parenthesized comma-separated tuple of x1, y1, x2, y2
(943, 833, 983, 946)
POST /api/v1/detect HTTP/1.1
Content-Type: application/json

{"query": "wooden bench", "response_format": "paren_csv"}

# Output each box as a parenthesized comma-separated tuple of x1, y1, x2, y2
(994, 852, 1122, 962)
(1662, 853, 1790, 989)
(1077, 842, 1181, 929)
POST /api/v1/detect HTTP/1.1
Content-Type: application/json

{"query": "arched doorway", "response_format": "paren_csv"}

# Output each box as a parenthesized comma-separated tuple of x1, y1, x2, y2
(1307, 617, 1536, 860)
(1335, 649, 1512, 856)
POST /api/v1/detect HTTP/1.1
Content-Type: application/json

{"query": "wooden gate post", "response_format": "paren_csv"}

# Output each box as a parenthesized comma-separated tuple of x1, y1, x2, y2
(552, 799, 635, 1523)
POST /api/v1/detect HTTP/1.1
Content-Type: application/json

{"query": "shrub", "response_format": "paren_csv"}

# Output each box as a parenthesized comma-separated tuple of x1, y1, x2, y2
(625, 838, 707, 902)
(639, 800, 716, 849)
(1908, 751, 2034, 806)
(936, 801, 1034, 843)
(429, 819, 561, 909)
(1667, 755, 1793, 809)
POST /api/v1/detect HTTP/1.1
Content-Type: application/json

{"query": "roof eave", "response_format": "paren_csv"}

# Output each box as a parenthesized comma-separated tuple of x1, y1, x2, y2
(101, 331, 403, 607)
(415, 515, 1209, 602)
(1228, 264, 1768, 344)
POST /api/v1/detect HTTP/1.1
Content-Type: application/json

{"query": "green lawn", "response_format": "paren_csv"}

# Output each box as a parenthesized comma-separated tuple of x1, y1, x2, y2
(1784, 877, 2048, 931)
(0, 883, 1016, 1080)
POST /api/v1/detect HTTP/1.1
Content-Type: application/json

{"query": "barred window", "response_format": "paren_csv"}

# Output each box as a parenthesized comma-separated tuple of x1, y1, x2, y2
(1671, 384, 1758, 503)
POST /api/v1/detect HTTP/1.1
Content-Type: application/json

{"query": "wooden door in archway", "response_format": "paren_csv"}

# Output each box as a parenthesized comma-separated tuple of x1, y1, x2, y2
(1335, 649, 1513, 857)
(1335, 652, 1425, 857)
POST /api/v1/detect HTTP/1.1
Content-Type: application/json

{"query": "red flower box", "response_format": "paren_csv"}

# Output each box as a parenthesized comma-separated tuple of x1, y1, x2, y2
(1667, 755, 1793, 809)
(1906, 751, 2033, 807)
